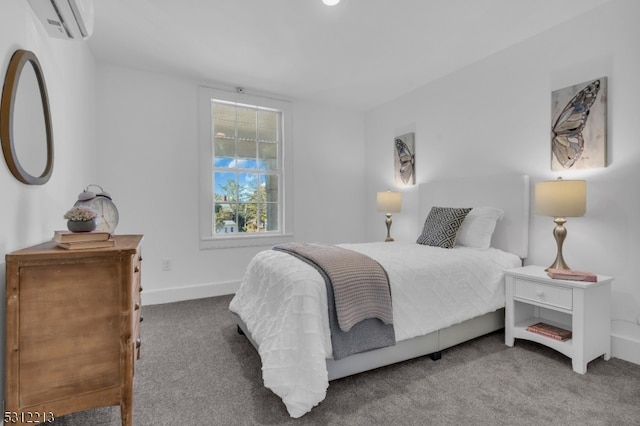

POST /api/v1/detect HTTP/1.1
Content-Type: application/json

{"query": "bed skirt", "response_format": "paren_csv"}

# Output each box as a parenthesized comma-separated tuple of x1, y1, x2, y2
(233, 308, 504, 381)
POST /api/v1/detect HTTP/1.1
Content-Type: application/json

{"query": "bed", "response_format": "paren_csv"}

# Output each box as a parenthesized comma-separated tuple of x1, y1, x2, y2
(229, 174, 530, 417)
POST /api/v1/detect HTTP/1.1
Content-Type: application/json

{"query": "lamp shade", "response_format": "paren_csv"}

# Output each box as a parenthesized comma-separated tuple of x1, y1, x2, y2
(535, 178, 586, 217)
(377, 191, 402, 213)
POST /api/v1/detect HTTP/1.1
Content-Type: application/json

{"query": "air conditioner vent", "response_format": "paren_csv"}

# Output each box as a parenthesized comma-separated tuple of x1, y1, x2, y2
(27, 0, 94, 40)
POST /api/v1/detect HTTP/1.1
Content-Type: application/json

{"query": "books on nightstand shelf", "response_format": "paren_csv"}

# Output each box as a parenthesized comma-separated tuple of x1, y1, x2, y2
(526, 322, 572, 341)
(547, 268, 597, 282)
(53, 230, 114, 250)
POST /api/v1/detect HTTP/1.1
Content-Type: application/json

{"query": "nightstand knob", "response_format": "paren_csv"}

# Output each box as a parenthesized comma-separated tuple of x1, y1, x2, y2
(536, 290, 545, 298)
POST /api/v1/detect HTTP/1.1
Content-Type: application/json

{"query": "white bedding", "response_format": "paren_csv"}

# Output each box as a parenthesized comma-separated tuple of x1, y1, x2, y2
(229, 242, 521, 418)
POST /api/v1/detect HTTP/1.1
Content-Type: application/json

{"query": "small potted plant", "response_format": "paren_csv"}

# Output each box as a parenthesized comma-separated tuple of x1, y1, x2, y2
(64, 205, 98, 232)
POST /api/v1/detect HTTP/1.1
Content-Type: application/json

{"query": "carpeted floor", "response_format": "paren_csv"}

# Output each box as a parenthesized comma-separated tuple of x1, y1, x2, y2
(52, 296, 640, 425)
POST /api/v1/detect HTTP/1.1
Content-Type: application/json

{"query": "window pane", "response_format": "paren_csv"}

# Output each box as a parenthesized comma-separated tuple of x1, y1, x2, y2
(229, 202, 264, 233)
(262, 174, 279, 202)
(214, 136, 235, 167)
(236, 106, 256, 140)
(212, 103, 235, 138)
(237, 139, 257, 168)
(214, 202, 238, 234)
(258, 142, 277, 170)
(214, 171, 237, 201)
(258, 110, 278, 142)
(237, 172, 258, 202)
(240, 203, 258, 232)
(263, 203, 278, 231)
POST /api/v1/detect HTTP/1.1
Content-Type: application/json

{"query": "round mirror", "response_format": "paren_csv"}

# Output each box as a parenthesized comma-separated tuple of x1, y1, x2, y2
(0, 50, 54, 185)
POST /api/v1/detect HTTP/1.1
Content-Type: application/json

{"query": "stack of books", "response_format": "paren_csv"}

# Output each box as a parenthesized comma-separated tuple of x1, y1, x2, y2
(547, 268, 597, 282)
(526, 322, 572, 341)
(54, 230, 114, 250)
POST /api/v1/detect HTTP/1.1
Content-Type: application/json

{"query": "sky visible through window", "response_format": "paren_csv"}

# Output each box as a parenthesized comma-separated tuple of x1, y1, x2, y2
(214, 158, 268, 199)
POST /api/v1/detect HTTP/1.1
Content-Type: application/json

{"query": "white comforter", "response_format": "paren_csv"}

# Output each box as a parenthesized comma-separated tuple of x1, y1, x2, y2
(228, 242, 521, 417)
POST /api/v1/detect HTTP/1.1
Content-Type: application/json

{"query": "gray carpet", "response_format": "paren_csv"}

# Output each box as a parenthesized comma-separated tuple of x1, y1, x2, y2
(53, 296, 640, 425)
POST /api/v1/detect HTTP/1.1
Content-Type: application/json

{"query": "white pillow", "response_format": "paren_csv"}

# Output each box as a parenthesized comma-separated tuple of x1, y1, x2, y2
(455, 206, 504, 250)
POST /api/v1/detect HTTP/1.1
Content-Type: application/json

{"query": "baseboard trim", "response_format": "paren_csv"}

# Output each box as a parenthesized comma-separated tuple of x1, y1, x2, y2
(143, 280, 241, 305)
(611, 320, 640, 366)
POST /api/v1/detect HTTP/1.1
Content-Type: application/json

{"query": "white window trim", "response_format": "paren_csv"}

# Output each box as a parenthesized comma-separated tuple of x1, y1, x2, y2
(197, 86, 294, 249)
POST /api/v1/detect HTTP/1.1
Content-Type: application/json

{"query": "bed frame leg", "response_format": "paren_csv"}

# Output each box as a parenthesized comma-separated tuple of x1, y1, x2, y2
(429, 351, 442, 361)
(237, 325, 245, 336)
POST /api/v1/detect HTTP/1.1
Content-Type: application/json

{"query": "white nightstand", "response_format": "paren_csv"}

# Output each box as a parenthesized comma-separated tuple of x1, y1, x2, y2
(504, 265, 613, 374)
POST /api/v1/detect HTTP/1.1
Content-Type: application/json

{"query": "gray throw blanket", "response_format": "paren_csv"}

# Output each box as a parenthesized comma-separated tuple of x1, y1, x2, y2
(273, 243, 395, 360)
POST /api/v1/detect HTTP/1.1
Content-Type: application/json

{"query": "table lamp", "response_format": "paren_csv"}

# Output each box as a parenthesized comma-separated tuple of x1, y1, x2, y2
(377, 190, 402, 242)
(535, 177, 586, 270)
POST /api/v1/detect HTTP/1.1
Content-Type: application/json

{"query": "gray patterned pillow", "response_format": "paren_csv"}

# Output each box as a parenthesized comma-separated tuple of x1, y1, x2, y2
(416, 207, 472, 248)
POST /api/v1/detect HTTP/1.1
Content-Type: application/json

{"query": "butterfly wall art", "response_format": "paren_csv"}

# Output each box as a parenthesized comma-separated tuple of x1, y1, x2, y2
(394, 133, 415, 186)
(551, 77, 607, 171)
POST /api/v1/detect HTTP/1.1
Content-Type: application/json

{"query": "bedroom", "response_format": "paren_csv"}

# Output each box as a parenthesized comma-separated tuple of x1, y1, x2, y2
(0, 0, 639, 423)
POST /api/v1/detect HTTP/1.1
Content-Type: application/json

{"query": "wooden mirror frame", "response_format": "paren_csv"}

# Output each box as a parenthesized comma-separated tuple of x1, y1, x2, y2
(0, 49, 54, 185)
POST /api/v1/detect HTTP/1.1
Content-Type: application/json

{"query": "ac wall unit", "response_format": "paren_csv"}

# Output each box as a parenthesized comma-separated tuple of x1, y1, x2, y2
(27, 0, 95, 40)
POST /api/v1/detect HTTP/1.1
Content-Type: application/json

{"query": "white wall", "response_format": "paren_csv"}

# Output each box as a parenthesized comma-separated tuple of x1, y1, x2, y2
(95, 65, 366, 304)
(363, 0, 640, 360)
(0, 0, 98, 409)
(0, 1, 98, 250)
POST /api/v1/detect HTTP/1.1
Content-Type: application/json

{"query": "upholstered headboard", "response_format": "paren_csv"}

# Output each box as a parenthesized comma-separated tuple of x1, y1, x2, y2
(419, 174, 530, 259)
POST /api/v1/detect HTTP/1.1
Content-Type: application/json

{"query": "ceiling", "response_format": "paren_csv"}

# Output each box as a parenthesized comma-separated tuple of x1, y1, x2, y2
(88, 0, 613, 111)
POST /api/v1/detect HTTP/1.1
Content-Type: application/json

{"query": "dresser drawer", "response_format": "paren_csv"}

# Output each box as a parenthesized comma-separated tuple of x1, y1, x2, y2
(514, 279, 573, 310)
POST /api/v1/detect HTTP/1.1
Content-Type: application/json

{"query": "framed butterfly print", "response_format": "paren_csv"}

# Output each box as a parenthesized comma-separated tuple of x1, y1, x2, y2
(551, 77, 607, 171)
(394, 132, 415, 186)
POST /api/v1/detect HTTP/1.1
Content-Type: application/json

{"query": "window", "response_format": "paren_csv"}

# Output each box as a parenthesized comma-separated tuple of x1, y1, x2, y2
(198, 87, 293, 249)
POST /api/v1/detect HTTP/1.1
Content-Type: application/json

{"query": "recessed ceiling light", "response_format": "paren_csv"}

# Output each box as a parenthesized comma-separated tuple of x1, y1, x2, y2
(323, 0, 340, 5)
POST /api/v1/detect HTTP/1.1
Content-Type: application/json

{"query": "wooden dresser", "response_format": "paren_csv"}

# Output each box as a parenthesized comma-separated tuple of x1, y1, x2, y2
(4, 234, 143, 426)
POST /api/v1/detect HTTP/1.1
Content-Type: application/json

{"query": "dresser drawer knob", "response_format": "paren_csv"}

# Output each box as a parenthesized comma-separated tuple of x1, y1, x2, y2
(140, 316, 143, 323)
(536, 290, 545, 298)
(134, 303, 140, 310)
(134, 266, 140, 273)
(136, 338, 141, 349)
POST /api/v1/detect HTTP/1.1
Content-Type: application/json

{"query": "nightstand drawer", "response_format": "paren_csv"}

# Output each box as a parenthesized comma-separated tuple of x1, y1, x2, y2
(514, 279, 572, 310)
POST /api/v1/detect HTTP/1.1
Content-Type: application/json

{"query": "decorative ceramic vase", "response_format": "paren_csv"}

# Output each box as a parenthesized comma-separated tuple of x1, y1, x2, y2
(67, 219, 97, 232)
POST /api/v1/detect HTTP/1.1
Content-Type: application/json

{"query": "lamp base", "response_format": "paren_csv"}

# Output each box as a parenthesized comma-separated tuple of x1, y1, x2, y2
(546, 217, 571, 271)
(546, 257, 571, 271)
(384, 213, 394, 242)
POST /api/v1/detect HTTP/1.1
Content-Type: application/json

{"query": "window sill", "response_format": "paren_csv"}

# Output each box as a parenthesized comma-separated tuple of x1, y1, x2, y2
(199, 233, 294, 250)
